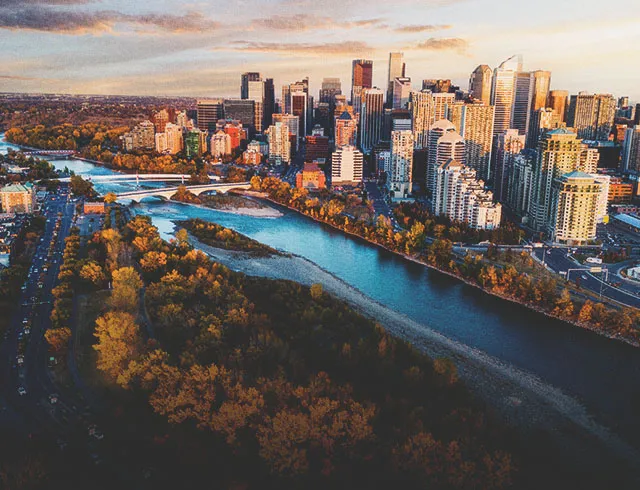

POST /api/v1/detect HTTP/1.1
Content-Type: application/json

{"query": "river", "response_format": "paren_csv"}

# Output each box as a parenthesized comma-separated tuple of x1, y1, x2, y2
(2, 134, 640, 451)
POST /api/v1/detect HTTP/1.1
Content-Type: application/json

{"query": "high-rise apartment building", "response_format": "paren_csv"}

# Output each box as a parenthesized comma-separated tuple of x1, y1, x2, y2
(506, 150, 536, 219)
(469, 65, 492, 105)
(567, 93, 616, 141)
(549, 172, 602, 244)
(432, 93, 456, 122)
(529, 128, 599, 231)
(410, 90, 434, 150)
(434, 160, 502, 229)
(623, 126, 640, 172)
(359, 88, 384, 154)
(387, 53, 405, 107)
(331, 146, 363, 184)
(388, 130, 414, 199)
(266, 122, 291, 165)
(351, 59, 373, 113)
(334, 110, 358, 148)
(548, 90, 569, 123)
(272, 113, 299, 152)
(493, 129, 526, 203)
(530, 70, 551, 112)
(122, 120, 155, 151)
(319, 78, 342, 105)
(185, 129, 207, 157)
(491, 55, 520, 136)
(155, 123, 183, 155)
(196, 100, 224, 132)
(210, 131, 232, 158)
(153, 109, 170, 133)
(446, 103, 495, 182)
(426, 120, 465, 200)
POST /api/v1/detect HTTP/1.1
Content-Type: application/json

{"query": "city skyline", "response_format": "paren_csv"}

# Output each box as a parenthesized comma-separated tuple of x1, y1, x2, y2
(0, 0, 639, 100)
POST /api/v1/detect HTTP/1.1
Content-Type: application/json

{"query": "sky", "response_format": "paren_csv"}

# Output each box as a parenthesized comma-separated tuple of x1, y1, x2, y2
(0, 0, 639, 102)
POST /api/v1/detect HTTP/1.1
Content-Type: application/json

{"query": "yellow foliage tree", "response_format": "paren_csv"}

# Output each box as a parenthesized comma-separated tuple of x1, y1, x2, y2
(93, 311, 143, 381)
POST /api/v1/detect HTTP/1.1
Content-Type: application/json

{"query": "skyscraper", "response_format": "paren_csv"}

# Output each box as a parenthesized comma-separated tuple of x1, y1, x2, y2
(426, 120, 465, 200)
(387, 52, 405, 107)
(263, 78, 275, 130)
(529, 128, 599, 231)
(241, 72, 261, 99)
(529, 70, 551, 112)
(331, 146, 364, 184)
(196, 100, 224, 132)
(240, 74, 265, 133)
(272, 113, 299, 151)
(388, 130, 414, 198)
(567, 93, 616, 141)
(359, 88, 384, 154)
(491, 55, 520, 136)
(548, 90, 569, 123)
(223, 99, 255, 133)
(506, 150, 535, 219)
(291, 91, 308, 137)
(392, 77, 412, 109)
(320, 78, 342, 104)
(469, 65, 492, 105)
(622, 126, 640, 172)
(351, 59, 373, 113)
(446, 103, 495, 181)
(511, 71, 533, 135)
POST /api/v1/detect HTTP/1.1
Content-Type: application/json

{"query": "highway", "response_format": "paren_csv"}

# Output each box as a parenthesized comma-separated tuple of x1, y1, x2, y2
(532, 246, 640, 308)
(0, 186, 106, 463)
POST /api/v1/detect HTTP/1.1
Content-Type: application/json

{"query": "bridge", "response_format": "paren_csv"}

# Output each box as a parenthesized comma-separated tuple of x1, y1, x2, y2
(23, 150, 76, 160)
(115, 182, 251, 201)
(57, 174, 220, 184)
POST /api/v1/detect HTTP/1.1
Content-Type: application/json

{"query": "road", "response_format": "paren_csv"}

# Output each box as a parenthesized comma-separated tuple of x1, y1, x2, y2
(533, 246, 640, 308)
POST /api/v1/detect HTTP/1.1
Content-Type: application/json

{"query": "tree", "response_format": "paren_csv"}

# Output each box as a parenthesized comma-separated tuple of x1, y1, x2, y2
(103, 192, 117, 204)
(94, 311, 143, 381)
(552, 289, 574, 318)
(310, 283, 323, 300)
(79, 261, 106, 288)
(44, 327, 72, 353)
(578, 300, 594, 323)
(69, 174, 95, 198)
(110, 267, 143, 313)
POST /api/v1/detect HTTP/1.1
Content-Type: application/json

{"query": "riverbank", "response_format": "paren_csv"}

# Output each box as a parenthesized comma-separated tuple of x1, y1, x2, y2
(255, 195, 639, 349)
(170, 198, 283, 218)
(188, 234, 640, 484)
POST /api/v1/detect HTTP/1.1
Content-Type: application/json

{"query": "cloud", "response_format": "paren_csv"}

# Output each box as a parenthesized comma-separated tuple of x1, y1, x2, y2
(249, 14, 382, 32)
(225, 40, 374, 57)
(0, 74, 39, 80)
(0, 7, 213, 34)
(0, 0, 90, 5)
(395, 24, 452, 33)
(415, 37, 468, 52)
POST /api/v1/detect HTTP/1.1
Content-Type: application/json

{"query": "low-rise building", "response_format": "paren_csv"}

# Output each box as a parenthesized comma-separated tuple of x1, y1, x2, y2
(83, 202, 106, 214)
(0, 183, 36, 214)
(296, 162, 326, 190)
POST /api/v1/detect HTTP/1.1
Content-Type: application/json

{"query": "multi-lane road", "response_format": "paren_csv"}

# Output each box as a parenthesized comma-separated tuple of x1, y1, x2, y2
(533, 246, 640, 308)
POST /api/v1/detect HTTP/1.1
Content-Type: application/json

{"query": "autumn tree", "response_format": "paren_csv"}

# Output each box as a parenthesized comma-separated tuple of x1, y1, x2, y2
(44, 327, 72, 354)
(103, 192, 118, 204)
(110, 266, 143, 313)
(94, 311, 143, 381)
(310, 283, 323, 300)
(79, 260, 106, 288)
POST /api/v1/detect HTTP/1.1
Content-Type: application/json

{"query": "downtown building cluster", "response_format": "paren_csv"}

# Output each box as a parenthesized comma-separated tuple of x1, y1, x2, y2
(120, 53, 638, 239)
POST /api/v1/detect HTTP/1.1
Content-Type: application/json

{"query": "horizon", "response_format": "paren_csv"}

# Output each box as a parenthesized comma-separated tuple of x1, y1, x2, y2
(1, 0, 639, 101)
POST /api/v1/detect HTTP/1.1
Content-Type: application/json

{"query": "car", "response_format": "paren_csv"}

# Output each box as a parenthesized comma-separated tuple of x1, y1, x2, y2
(17, 386, 26, 396)
(16, 355, 24, 365)
(48, 393, 58, 404)
(581, 275, 588, 280)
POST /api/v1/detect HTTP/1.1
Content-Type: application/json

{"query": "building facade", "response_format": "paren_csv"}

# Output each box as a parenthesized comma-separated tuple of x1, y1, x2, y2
(359, 88, 384, 154)
(388, 130, 414, 199)
(331, 146, 363, 184)
(351, 59, 373, 113)
(567, 93, 616, 141)
(469, 65, 492, 105)
(266, 122, 291, 165)
(0, 183, 35, 214)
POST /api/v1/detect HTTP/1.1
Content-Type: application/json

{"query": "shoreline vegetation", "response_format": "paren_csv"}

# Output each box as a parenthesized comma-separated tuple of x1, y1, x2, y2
(177, 218, 282, 257)
(246, 177, 640, 348)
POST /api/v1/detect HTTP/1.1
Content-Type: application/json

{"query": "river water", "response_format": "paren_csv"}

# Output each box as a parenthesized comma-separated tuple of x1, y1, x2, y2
(2, 134, 639, 447)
